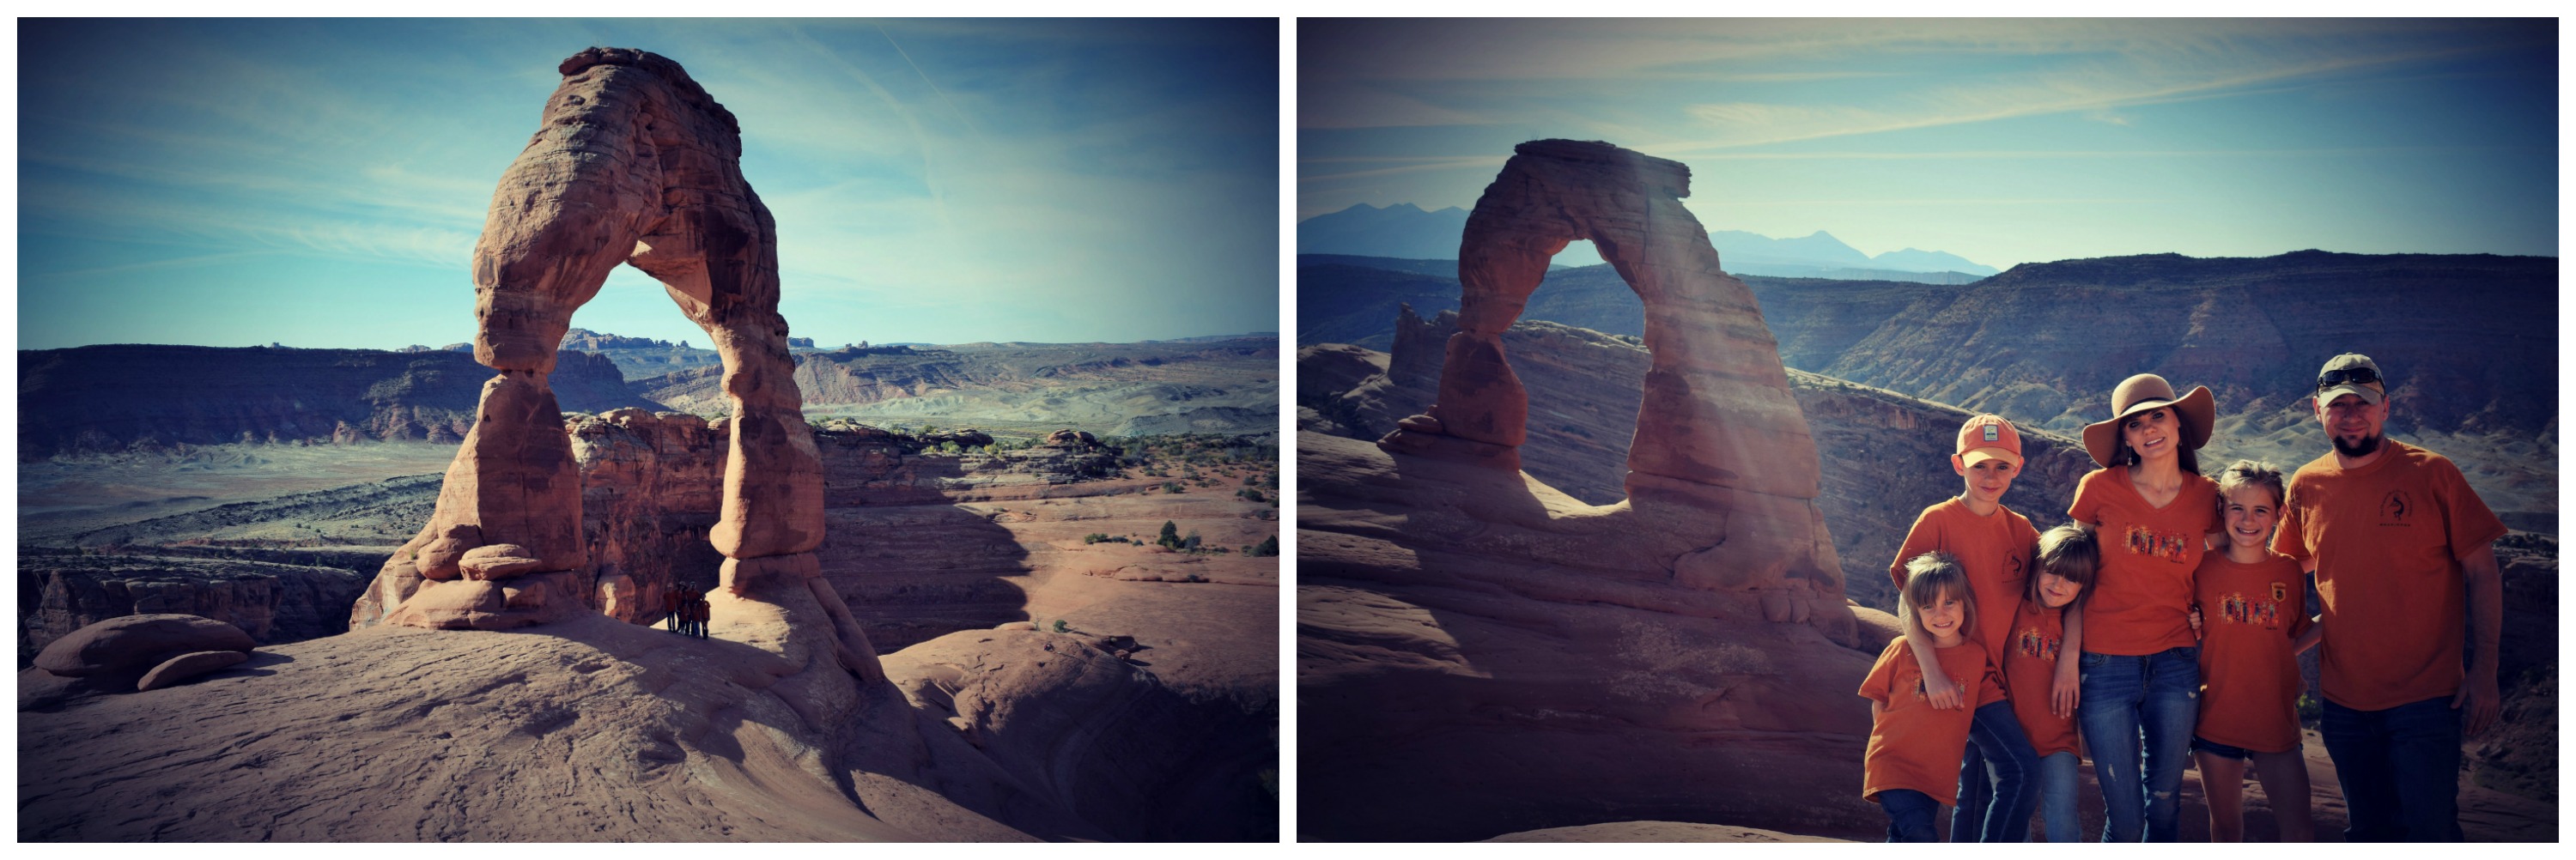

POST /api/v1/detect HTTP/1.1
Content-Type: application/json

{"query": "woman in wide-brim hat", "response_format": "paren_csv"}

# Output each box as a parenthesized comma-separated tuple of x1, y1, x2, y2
(2057, 373, 2222, 841)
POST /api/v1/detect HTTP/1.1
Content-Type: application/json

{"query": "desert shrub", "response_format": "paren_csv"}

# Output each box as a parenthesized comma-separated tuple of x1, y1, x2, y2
(1084, 533, 1109, 544)
(1051, 619, 1070, 633)
(1163, 482, 1183, 494)
(1249, 535, 1279, 557)
(1182, 531, 1201, 551)
(1157, 521, 1182, 549)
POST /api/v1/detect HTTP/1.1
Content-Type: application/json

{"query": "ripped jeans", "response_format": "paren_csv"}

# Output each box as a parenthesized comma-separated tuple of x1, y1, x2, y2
(2075, 646, 2199, 842)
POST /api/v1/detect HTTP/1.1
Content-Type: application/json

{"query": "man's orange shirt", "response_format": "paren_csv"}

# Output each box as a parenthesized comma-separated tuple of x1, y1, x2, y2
(2273, 440, 2506, 711)
(2001, 598, 2077, 758)
(1888, 496, 2038, 684)
(2069, 469, 2220, 656)
(2194, 552, 2313, 754)
(1859, 636, 1994, 805)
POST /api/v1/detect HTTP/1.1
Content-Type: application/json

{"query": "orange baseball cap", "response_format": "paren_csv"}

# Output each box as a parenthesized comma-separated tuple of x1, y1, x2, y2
(1955, 414, 2024, 469)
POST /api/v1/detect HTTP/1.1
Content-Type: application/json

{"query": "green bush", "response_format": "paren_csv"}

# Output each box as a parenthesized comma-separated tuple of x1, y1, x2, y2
(1249, 535, 1279, 557)
(1051, 619, 1070, 633)
(1157, 521, 1182, 549)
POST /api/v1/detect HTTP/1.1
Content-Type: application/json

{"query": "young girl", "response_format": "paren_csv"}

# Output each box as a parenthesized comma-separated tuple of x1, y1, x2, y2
(2004, 523, 2100, 842)
(2192, 460, 2319, 841)
(1862, 553, 1998, 842)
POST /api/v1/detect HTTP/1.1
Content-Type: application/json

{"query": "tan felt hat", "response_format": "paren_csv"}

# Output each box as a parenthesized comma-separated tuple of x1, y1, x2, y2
(2081, 373, 2215, 468)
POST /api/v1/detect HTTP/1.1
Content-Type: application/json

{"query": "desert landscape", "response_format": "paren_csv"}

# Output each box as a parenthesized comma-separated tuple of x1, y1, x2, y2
(1292, 138, 2555, 841)
(21, 31, 1280, 843)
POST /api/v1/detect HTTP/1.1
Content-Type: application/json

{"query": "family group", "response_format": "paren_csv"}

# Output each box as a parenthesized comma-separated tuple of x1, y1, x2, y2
(1859, 353, 2507, 843)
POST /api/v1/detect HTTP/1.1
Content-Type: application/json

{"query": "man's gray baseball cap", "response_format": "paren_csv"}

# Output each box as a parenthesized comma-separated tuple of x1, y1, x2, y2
(2316, 353, 2385, 405)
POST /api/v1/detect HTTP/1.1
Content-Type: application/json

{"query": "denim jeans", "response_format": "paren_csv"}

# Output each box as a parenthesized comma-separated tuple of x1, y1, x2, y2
(2322, 696, 2464, 841)
(1880, 788, 1941, 842)
(2038, 750, 2082, 842)
(2075, 646, 2199, 841)
(1949, 700, 2041, 841)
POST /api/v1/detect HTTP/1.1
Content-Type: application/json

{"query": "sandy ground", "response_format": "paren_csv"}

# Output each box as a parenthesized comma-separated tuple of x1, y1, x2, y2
(1477, 728, 2557, 843)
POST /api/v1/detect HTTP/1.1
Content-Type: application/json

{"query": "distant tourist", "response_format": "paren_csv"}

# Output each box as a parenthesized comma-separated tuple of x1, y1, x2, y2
(1885, 414, 2040, 841)
(663, 587, 683, 633)
(2060, 372, 2221, 841)
(2271, 354, 2505, 841)
(1860, 554, 1999, 842)
(2191, 459, 2318, 842)
(2007, 523, 2098, 842)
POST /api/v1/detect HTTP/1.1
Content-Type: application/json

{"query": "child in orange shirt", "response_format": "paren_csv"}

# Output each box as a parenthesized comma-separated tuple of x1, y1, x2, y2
(2192, 460, 2319, 841)
(1886, 414, 2041, 841)
(2004, 522, 2099, 842)
(1862, 553, 1999, 842)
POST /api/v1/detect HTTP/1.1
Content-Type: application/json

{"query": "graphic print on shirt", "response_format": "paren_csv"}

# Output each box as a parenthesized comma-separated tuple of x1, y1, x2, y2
(2219, 590, 2283, 629)
(2123, 524, 2192, 563)
(2015, 625, 2060, 663)
(2380, 490, 2413, 526)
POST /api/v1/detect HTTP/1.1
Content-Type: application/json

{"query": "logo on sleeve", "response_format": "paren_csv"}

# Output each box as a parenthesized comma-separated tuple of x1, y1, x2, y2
(2380, 491, 2412, 526)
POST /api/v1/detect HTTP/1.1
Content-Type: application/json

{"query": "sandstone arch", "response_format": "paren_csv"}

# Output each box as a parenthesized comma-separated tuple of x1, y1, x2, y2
(1380, 139, 1845, 627)
(365, 48, 878, 680)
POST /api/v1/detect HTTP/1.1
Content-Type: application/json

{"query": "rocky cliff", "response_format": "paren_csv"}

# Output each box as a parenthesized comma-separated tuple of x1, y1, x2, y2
(1301, 251, 2558, 529)
(1297, 308, 2094, 612)
(16, 346, 654, 458)
(1301, 140, 1868, 841)
(18, 550, 368, 662)
(623, 337, 1279, 439)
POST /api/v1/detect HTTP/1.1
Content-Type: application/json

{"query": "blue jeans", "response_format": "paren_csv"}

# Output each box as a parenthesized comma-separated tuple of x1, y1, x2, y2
(2038, 750, 2082, 842)
(2322, 696, 2463, 841)
(1949, 700, 2041, 841)
(1880, 788, 1941, 842)
(2076, 646, 2199, 841)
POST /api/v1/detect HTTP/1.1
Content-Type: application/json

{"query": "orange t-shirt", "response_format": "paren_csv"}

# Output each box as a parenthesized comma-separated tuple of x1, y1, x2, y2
(2001, 597, 2078, 758)
(2068, 468, 2220, 656)
(1888, 496, 2037, 689)
(1859, 636, 1993, 805)
(2193, 552, 2314, 753)
(2273, 440, 2507, 711)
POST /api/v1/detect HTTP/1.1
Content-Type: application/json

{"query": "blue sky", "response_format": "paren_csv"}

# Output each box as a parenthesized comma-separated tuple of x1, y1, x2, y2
(19, 19, 1279, 351)
(1299, 19, 2555, 270)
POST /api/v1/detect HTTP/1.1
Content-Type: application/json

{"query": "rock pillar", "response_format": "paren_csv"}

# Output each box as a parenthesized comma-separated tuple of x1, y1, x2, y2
(366, 48, 879, 679)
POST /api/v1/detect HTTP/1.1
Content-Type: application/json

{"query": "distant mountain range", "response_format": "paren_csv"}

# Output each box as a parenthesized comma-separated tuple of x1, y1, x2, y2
(1297, 203, 1998, 283)
(1300, 248, 2558, 530)
(20, 332, 1282, 457)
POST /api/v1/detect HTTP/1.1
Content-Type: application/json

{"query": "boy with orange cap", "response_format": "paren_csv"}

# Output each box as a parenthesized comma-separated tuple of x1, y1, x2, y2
(1886, 414, 2043, 840)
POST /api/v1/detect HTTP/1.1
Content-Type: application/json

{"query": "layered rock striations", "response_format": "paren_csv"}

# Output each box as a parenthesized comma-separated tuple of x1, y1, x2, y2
(20, 552, 367, 662)
(16, 345, 645, 457)
(363, 48, 878, 684)
(1303, 141, 1869, 840)
(1299, 310, 2095, 611)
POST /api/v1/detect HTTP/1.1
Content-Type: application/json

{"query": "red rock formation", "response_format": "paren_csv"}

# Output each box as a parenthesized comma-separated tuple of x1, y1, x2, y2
(1302, 141, 1867, 840)
(1377, 139, 1846, 633)
(366, 48, 868, 680)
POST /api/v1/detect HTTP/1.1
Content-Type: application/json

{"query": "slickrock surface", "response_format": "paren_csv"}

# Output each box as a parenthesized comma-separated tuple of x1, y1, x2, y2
(20, 611, 1277, 840)
(1484, 821, 1849, 842)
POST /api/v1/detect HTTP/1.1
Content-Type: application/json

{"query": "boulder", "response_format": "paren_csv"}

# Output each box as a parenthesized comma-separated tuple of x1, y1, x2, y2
(32, 614, 253, 678)
(137, 650, 251, 692)
(458, 544, 547, 580)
